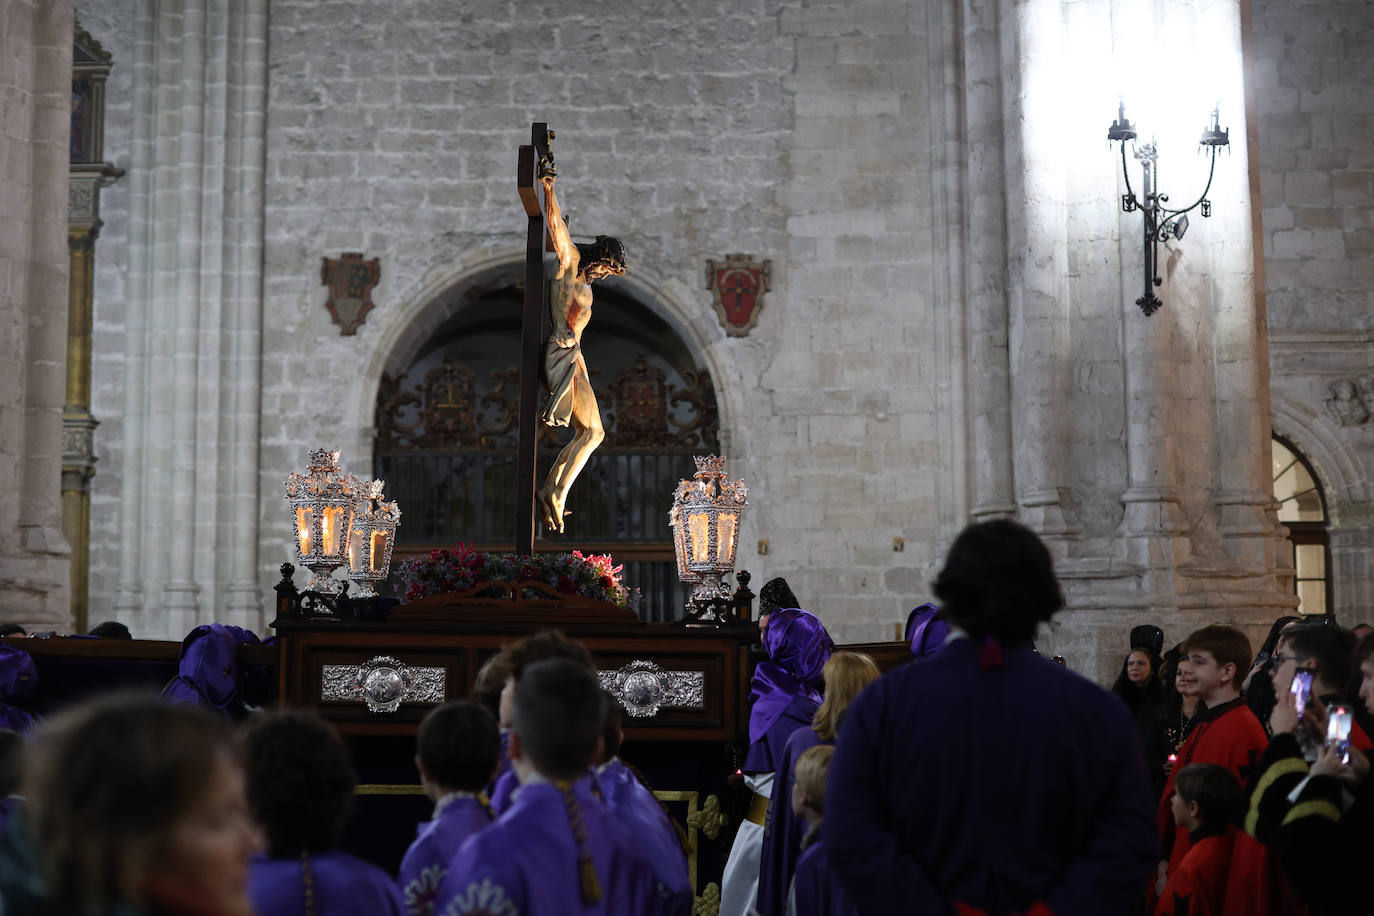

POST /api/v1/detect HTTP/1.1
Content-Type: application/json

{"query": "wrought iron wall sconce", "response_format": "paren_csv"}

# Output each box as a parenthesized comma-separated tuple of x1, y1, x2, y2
(1108, 101, 1229, 316)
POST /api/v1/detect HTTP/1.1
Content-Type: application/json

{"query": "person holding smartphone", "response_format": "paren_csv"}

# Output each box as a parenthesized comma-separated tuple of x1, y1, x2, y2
(1243, 624, 1371, 915)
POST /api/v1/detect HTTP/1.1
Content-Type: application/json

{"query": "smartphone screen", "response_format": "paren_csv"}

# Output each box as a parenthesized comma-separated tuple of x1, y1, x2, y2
(1327, 705, 1353, 765)
(1291, 669, 1315, 721)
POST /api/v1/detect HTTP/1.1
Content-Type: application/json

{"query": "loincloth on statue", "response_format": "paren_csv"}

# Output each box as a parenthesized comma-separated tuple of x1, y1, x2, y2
(540, 337, 579, 427)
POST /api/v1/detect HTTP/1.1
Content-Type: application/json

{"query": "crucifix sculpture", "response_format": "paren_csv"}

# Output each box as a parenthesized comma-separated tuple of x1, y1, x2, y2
(515, 124, 627, 552)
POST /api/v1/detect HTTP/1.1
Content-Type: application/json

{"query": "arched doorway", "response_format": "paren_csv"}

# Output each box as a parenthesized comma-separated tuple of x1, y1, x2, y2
(372, 277, 719, 622)
(1272, 435, 1331, 615)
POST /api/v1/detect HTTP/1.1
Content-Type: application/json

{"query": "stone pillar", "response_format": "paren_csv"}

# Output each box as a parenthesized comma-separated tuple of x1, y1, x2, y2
(111, 0, 268, 638)
(1003, 0, 1080, 551)
(0, 0, 75, 630)
(65, 24, 122, 633)
(963, 0, 1017, 522)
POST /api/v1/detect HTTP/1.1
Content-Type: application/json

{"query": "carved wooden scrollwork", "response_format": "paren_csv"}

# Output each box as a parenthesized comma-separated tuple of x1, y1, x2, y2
(375, 352, 718, 451)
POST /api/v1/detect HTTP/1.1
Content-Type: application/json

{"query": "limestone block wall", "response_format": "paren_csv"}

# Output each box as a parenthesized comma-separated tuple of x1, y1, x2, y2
(1252, 0, 1374, 621)
(0, 0, 74, 629)
(251, 0, 948, 644)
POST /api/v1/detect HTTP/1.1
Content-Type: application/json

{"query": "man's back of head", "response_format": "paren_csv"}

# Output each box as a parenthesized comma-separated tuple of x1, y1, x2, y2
(931, 519, 1064, 644)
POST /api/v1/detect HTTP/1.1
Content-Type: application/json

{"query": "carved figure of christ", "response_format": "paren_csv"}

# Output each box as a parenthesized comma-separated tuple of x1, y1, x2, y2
(534, 168, 627, 533)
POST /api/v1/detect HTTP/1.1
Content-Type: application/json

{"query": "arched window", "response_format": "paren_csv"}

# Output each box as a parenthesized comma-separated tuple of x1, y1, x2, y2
(1272, 436, 1331, 615)
(373, 280, 718, 622)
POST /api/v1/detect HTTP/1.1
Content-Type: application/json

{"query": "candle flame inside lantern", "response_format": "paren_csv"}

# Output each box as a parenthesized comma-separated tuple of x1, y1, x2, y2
(296, 507, 314, 556)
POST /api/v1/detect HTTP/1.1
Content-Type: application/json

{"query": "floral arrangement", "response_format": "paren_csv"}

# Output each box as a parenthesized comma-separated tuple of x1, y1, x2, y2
(395, 543, 628, 607)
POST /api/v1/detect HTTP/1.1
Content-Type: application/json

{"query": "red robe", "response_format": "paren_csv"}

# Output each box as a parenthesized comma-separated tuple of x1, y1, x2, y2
(1154, 829, 1233, 916)
(1155, 698, 1267, 872)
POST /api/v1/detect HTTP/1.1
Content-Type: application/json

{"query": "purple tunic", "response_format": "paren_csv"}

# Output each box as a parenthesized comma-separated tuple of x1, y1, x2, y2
(743, 695, 819, 776)
(597, 759, 691, 916)
(756, 727, 827, 916)
(790, 826, 857, 916)
(489, 768, 518, 815)
(826, 638, 1156, 916)
(435, 779, 661, 916)
(249, 849, 406, 916)
(398, 795, 494, 916)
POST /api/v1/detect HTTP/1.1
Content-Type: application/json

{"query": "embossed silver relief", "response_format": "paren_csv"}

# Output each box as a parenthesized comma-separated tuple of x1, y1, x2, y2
(599, 660, 706, 718)
(320, 656, 446, 713)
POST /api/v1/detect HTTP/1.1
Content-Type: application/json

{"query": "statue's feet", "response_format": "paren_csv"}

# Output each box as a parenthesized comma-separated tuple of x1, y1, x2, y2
(537, 487, 567, 534)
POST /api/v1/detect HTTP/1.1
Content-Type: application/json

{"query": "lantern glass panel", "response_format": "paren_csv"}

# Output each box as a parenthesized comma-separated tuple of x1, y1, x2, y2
(296, 507, 314, 556)
(321, 506, 349, 557)
(688, 511, 712, 563)
(348, 528, 365, 573)
(370, 531, 388, 571)
(715, 512, 738, 565)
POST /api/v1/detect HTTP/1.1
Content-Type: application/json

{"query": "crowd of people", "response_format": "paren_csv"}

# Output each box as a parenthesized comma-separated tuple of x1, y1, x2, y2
(0, 518, 1369, 915)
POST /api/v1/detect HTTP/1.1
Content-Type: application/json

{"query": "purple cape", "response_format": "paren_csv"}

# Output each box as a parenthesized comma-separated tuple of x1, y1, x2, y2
(435, 779, 661, 916)
(249, 849, 406, 916)
(755, 726, 827, 916)
(398, 795, 493, 916)
(825, 638, 1156, 916)
(597, 759, 691, 915)
(748, 608, 833, 752)
(744, 694, 819, 776)
(791, 825, 857, 916)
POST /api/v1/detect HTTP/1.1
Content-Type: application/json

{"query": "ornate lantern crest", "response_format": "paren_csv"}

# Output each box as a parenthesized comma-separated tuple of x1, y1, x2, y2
(285, 449, 360, 595)
(669, 455, 747, 608)
(346, 479, 402, 598)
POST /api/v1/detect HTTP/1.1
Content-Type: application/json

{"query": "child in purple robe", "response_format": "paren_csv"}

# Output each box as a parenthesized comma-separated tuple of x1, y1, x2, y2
(755, 651, 879, 916)
(435, 658, 661, 915)
(594, 689, 692, 916)
(472, 649, 515, 799)
(721, 577, 835, 916)
(243, 710, 406, 916)
(398, 701, 500, 916)
(489, 630, 597, 815)
(787, 745, 856, 916)
(827, 520, 1157, 916)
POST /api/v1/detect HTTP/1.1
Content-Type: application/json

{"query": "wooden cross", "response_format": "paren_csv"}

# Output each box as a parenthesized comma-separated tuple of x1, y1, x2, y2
(515, 123, 554, 556)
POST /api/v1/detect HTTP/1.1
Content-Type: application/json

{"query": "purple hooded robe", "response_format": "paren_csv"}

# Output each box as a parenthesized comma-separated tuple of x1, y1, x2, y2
(397, 794, 494, 916)
(249, 849, 406, 916)
(434, 779, 661, 916)
(160, 623, 259, 719)
(789, 824, 857, 916)
(596, 758, 691, 916)
(755, 726, 827, 916)
(742, 609, 834, 775)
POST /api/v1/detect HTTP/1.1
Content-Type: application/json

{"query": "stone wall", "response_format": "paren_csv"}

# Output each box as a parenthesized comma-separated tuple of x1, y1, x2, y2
(0, 0, 73, 629)
(1252, 0, 1374, 621)
(61, 0, 1367, 677)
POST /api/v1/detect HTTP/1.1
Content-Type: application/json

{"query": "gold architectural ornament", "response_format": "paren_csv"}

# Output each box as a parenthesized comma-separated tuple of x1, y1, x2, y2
(685, 793, 727, 841)
(692, 883, 721, 916)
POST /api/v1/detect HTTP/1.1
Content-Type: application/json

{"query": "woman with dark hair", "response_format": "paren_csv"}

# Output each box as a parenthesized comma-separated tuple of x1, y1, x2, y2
(1159, 647, 1206, 762)
(1112, 638, 1167, 795)
(2, 693, 261, 916)
(242, 710, 404, 916)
